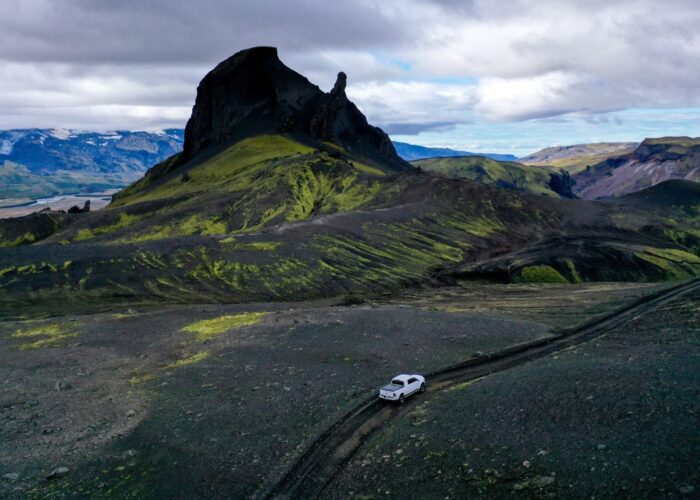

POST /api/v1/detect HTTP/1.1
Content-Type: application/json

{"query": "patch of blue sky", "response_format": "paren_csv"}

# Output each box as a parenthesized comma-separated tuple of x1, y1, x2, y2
(391, 107, 700, 158)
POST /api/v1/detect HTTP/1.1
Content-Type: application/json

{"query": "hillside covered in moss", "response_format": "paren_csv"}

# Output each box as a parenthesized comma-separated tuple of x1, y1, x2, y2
(413, 155, 574, 198)
(0, 47, 698, 318)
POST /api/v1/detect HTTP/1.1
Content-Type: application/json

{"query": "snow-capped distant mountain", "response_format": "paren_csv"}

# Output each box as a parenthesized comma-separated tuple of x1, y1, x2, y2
(0, 129, 184, 199)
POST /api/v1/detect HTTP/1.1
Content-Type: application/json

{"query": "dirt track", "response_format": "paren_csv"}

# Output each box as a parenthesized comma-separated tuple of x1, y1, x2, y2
(264, 277, 700, 499)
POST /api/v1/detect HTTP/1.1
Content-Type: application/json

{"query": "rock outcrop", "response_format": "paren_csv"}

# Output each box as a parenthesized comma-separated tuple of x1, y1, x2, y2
(67, 200, 90, 214)
(571, 137, 700, 199)
(182, 47, 409, 171)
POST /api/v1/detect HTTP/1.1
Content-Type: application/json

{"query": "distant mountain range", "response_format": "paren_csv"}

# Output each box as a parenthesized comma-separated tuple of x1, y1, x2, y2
(0, 128, 524, 199)
(392, 141, 519, 162)
(1, 127, 698, 202)
(520, 142, 638, 174)
(521, 139, 700, 199)
(571, 137, 700, 199)
(0, 129, 183, 199)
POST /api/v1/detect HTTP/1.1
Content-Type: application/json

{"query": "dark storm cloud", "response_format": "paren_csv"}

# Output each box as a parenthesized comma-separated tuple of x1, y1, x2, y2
(0, 0, 699, 131)
(381, 121, 460, 135)
(0, 0, 407, 65)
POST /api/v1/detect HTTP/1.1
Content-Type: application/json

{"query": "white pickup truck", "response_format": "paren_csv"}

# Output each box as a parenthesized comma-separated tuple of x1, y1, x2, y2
(379, 374, 425, 403)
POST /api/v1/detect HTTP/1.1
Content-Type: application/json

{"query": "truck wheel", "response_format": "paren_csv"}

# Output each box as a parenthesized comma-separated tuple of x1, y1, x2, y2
(399, 394, 405, 404)
(420, 383, 425, 393)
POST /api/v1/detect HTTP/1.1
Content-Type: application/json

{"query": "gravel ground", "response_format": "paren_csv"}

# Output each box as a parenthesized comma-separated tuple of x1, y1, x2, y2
(326, 289, 700, 499)
(389, 282, 667, 329)
(0, 301, 550, 498)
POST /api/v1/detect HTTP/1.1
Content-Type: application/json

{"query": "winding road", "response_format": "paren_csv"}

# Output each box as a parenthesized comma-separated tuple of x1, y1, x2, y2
(262, 278, 700, 499)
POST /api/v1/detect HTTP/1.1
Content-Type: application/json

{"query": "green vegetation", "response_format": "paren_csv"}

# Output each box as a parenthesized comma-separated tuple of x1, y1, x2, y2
(566, 260, 583, 283)
(74, 212, 143, 241)
(516, 265, 569, 284)
(112, 135, 314, 208)
(219, 238, 282, 251)
(128, 373, 155, 386)
(442, 215, 505, 237)
(352, 161, 385, 176)
(165, 351, 210, 369)
(635, 246, 700, 280)
(104, 135, 386, 239)
(116, 215, 227, 243)
(643, 137, 700, 147)
(181, 312, 268, 342)
(520, 143, 637, 174)
(0, 231, 35, 247)
(11, 322, 78, 350)
(414, 156, 565, 197)
(285, 166, 382, 221)
(311, 220, 466, 288)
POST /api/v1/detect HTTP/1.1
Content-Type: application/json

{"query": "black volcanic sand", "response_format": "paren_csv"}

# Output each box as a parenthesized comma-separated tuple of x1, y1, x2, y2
(386, 282, 666, 329)
(326, 289, 700, 499)
(1, 299, 551, 498)
(0, 283, 666, 498)
(0, 283, 659, 498)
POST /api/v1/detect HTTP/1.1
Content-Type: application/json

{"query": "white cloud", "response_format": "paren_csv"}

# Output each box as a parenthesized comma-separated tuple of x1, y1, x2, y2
(348, 80, 476, 133)
(0, 0, 699, 136)
(474, 72, 612, 121)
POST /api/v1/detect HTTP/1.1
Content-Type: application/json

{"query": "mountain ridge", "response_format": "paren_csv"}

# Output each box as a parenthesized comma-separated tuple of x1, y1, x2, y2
(0, 47, 698, 316)
(520, 142, 638, 173)
(413, 155, 574, 198)
(572, 137, 700, 199)
(393, 141, 519, 162)
(0, 129, 183, 199)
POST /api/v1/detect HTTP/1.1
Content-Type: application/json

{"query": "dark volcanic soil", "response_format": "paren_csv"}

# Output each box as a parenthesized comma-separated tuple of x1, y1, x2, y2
(325, 288, 700, 499)
(1, 297, 553, 498)
(0, 283, 671, 498)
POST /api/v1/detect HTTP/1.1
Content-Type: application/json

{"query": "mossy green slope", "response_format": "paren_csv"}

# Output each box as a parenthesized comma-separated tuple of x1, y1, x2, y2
(56, 135, 386, 243)
(0, 140, 698, 317)
(413, 156, 568, 198)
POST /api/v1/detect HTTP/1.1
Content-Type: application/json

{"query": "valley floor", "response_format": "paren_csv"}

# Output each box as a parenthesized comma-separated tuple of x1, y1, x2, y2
(327, 286, 700, 499)
(0, 191, 116, 219)
(0, 282, 694, 498)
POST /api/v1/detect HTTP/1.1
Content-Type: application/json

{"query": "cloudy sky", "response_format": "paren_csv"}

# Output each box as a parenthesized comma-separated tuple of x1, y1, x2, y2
(2, 0, 700, 156)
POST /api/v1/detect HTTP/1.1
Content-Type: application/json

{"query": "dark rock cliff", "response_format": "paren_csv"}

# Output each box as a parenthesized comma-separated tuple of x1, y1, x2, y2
(182, 47, 409, 171)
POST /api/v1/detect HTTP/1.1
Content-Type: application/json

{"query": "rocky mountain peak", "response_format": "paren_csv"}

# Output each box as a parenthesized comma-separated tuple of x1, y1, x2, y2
(182, 47, 409, 171)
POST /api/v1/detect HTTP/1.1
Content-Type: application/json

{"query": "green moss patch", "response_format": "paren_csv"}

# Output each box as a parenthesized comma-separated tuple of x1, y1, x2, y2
(181, 312, 268, 342)
(112, 135, 314, 208)
(74, 212, 143, 242)
(11, 322, 78, 350)
(128, 373, 156, 386)
(117, 215, 227, 243)
(635, 246, 700, 280)
(107, 135, 385, 238)
(352, 161, 385, 176)
(517, 265, 569, 284)
(566, 260, 583, 283)
(219, 238, 281, 251)
(414, 156, 565, 197)
(0, 231, 36, 247)
(165, 351, 210, 369)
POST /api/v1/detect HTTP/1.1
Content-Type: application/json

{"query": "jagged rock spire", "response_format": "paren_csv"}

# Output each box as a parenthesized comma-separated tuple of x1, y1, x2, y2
(331, 72, 347, 96)
(181, 47, 409, 172)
